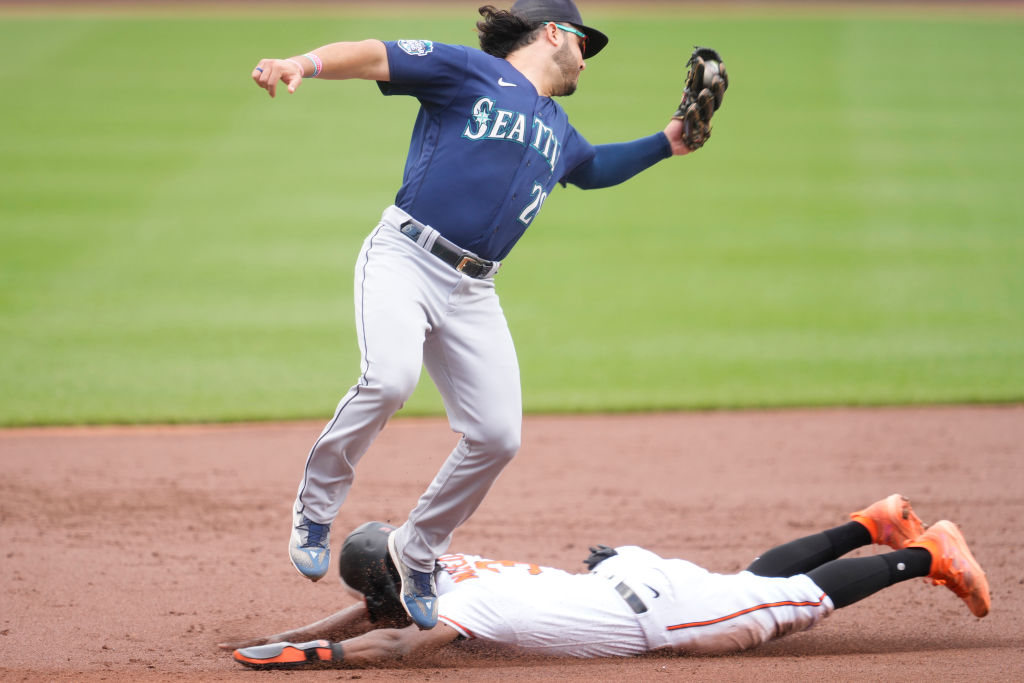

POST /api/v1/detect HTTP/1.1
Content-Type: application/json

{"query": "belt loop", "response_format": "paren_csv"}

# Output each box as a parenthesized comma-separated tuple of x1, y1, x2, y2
(387, 206, 498, 280)
(421, 229, 440, 252)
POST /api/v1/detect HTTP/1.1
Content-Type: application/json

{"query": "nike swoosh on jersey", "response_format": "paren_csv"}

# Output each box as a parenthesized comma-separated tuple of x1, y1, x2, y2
(497, 77, 517, 87)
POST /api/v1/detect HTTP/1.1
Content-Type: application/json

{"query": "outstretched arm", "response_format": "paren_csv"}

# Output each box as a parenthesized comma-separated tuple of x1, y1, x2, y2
(251, 39, 390, 97)
(564, 130, 680, 190)
(226, 619, 462, 669)
(218, 602, 377, 650)
(333, 623, 461, 667)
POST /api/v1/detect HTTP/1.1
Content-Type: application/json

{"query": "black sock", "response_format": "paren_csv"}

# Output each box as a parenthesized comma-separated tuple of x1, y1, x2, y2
(807, 548, 932, 608)
(747, 522, 873, 578)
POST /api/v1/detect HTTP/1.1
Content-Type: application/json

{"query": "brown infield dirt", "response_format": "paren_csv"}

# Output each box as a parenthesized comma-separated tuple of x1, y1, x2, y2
(2, 405, 1022, 681)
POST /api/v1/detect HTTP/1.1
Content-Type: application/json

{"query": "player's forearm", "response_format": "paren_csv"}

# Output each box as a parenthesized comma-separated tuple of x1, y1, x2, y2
(335, 624, 459, 667)
(565, 132, 673, 189)
(292, 40, 390, 81)
(335, 628, 414, 666)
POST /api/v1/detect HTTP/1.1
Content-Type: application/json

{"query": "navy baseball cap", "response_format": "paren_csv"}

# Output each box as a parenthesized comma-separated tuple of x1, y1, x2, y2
(511, 0, 609, 58)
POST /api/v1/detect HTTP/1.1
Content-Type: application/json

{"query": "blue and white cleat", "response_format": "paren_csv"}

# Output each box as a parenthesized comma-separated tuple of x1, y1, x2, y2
(387, 530, 438, 629)
(289, 508, 331, 581)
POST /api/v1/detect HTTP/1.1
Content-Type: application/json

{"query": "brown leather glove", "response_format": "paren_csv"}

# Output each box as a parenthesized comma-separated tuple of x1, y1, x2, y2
(672, 47, 729, 151)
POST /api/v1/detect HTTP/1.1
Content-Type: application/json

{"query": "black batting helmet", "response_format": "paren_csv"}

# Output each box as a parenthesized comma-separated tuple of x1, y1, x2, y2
(338, 521, 410, 625)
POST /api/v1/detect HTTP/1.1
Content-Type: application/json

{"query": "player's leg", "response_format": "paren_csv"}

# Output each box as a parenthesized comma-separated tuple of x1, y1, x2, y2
(387, 276, 522, 627)
(801, 548, 931, 608)
(670, 547, 931, 655)
(289, 224, 438, 580)
(403, 277, 522, 562)
(676, 520, 987, 654)
(673, 503, 986, 655)
(746, 494, 924, 578)
(747, 495, 988, 617)
(807, 519, 990, 617)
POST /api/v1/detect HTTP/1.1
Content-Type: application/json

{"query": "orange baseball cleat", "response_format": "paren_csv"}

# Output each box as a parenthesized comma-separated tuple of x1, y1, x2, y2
(849, 494, 925, 550)
(233, 640, 341, 669)
(908, 520, 991, 618)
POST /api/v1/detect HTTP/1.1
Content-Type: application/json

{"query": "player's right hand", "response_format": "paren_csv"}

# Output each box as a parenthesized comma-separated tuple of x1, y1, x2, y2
(252, 59, 303, 98)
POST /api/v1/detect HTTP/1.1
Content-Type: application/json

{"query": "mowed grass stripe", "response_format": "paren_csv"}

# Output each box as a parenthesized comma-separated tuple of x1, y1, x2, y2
(0, 10, 1021, 425)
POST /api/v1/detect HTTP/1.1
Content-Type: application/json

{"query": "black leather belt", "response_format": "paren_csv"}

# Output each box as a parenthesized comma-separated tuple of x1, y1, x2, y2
(398, 220, 496, 279)
(615, 581, 648, 614)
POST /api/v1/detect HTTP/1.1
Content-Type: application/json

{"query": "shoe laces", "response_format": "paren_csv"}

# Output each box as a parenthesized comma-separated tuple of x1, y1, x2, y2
(937, 557, 966, 592)
(300, 517, 329, 548)
(926, 532, 965, 589)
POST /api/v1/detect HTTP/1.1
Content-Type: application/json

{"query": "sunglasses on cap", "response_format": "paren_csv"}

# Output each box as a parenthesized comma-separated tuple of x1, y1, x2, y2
(549, 22, 587, 55)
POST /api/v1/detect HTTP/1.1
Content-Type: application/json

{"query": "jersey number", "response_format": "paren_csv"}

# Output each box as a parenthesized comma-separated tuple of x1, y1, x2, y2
(517, 182, 548, 226)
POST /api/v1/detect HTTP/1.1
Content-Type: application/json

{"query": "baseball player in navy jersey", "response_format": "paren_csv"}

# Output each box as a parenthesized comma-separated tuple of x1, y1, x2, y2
(221, 495, 990, 668)
(250, 0, 703, 630)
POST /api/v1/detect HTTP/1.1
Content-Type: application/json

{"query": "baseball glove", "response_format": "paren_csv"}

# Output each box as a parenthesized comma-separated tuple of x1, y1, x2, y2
(672, 46, 729, 151)
(583, 544, 618, 570)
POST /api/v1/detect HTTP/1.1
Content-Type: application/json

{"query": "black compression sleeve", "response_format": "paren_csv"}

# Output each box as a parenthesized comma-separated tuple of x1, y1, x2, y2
(807, 548, 932, 609)
(563, 133, 672, 189)
(746, 522, 873, 578)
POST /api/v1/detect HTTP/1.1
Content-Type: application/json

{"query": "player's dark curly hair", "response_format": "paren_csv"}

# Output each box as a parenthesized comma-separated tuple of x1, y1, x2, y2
(477, 5, 542, 58)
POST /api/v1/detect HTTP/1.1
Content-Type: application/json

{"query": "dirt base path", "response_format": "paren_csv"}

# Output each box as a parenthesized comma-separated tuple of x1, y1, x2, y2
(2, 405, 1022, 681)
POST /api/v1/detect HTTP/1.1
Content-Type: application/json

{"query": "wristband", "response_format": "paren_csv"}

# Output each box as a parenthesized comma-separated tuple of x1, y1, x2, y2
(329, 642, 354, 667)
(303, 52, 322, 77)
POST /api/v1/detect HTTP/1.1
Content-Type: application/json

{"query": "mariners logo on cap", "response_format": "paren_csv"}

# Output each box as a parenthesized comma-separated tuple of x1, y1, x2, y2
(397, 40, 434, 56)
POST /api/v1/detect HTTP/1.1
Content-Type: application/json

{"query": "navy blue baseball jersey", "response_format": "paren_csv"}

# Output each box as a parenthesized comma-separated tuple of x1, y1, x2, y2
(378, 40, 596, 261)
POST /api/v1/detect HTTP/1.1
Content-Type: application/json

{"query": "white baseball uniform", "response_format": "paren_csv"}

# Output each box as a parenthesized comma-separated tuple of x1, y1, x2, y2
(435, 546, 834, 657)
(297, 205, 522, 571)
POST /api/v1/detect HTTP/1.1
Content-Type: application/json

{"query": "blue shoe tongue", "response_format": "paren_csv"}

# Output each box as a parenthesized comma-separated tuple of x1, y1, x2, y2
(304, 521, 329, 546)
(411, 571, 434, 593)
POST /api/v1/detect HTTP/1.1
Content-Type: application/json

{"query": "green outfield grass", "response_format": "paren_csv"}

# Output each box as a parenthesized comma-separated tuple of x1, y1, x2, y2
(1, 7, 1022, 425)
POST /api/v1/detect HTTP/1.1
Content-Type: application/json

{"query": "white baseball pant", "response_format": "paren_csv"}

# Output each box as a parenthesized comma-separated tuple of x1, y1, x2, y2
(295, 205, 522, 572)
